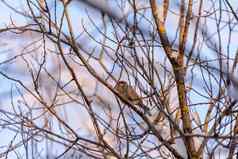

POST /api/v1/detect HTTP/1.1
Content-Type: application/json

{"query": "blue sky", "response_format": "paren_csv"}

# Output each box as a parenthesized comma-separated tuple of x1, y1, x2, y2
(0, 0, 237, 158)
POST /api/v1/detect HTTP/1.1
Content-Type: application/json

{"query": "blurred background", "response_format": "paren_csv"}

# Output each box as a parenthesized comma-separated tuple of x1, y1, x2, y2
(0, 0, 238, 158)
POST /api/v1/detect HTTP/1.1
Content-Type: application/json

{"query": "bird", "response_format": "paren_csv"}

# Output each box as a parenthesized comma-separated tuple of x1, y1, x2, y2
(114, 81, 150, 115)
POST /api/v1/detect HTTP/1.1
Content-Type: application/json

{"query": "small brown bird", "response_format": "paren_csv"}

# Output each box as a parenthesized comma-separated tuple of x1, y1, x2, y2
(114, 81, 150, 115)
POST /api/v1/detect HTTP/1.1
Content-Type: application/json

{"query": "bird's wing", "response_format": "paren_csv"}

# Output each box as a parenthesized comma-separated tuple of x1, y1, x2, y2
(115, 84, 123, 94)
(127, 86, 143, 105)
(127, 86, 151, 114)
(127, 86, 139, 100)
